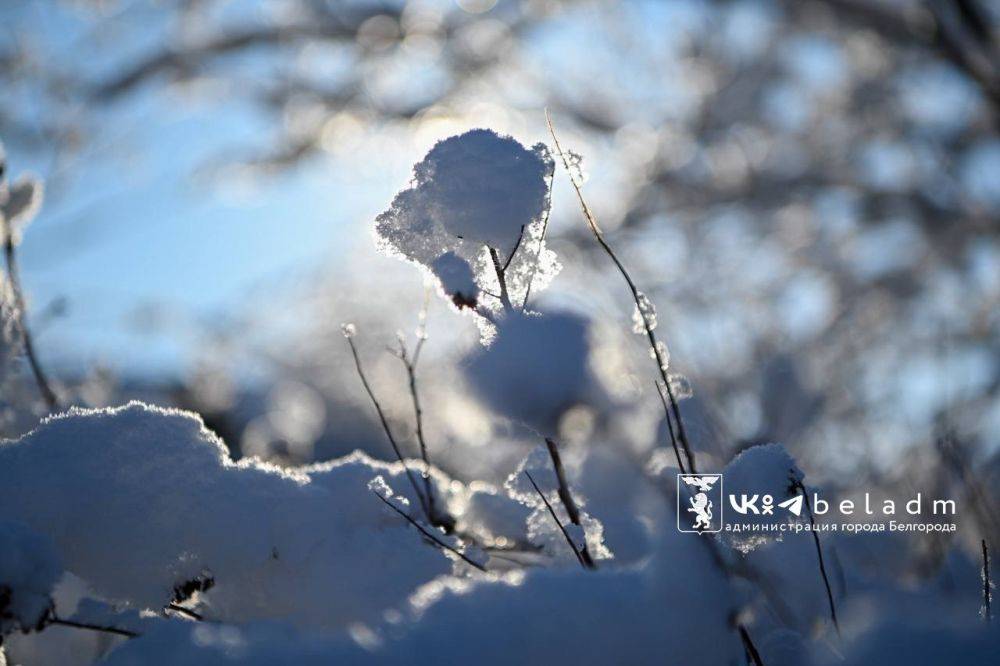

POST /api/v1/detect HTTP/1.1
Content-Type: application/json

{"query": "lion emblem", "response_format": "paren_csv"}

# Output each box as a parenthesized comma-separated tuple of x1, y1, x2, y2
(681, 475, 720, 531)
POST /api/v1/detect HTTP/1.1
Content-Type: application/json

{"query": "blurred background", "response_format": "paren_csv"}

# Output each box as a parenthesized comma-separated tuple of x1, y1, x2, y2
(1, 0, 997, 488)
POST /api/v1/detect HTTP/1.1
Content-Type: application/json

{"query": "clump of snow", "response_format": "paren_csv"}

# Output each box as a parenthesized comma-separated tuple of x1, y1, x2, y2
(403, 129, 551, 254)
(375, 129, 559, 312)
(431, 251, 479, 309)
(0, 402, 456, 630)
(721, 443, 805, 551)
(0, 522, 61, 636)
(463, 310, 603, 436)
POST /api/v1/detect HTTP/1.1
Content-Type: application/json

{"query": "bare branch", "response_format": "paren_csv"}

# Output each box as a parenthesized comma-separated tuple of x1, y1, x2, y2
(371, 489, 486, 573)
(523, 470, 591, 570)
(48, 616, 138, 639)
(543, 438, 596, 568)
(489, 247, 514, 312)
(3, 227, 59, 411)
(345, 332, 430, 520)
(655, 381, 686, 474)
(395, 329, 455, 533)
(546, 111, 696, 473)
(794, 480, 840, 636)
(738, 623, 766, 666)
(984, 539, 993, 621)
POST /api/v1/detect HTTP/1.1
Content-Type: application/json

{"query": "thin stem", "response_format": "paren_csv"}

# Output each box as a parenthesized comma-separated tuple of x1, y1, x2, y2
(655, 381, 686, 474)
(49, 616, 138, 639)
(984, 539, 992, 621)
(371, 489, 486, 572)
(546, 111, 696, 474)
(3, 232, 59, 411)
(503, 225, 526, 271)
(543, 438, 596, 568)
(396, 334, 455, 532)
(345, 334, 430, 521)
(796, 480, 840, 636)
(524, 470, 591, 570)
(166, 603, 203, 621)
(738, 623, 765, 666)
(664, 376, 696, 474)
(488, 247, 514, 312)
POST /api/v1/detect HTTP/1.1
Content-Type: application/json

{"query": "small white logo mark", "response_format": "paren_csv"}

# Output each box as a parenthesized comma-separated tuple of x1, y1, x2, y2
(677, 474, 723, 533)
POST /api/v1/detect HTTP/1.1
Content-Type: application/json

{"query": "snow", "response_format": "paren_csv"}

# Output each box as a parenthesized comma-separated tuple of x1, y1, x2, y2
(406, 129, 551, 254)
(0, 403, 457, 631)
(375, 129, 559, 312)
(430, 251, 479, 308)
(463, 310, 603, 436)
(0, 522, 61, 636)
(721, 443, 805, 551)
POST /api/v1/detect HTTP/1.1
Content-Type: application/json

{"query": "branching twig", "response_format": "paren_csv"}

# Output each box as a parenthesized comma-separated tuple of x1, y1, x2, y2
(524, 470, 591, 570)
(345, 331, 430, 520)
(795, 480, 840, 636)
(503, 225, 526, 271)
(489, 247, 514, 312)
(395, 328, 455, 532)
(546, 111, 696, 474)
(543, 438, 596, 568)
(371, 489, 486, 572)
(3, 229, 59, 411)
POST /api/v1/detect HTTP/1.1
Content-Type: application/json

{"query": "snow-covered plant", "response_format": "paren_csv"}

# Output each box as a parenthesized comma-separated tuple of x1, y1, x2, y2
(375, 129, 559, 315)
(0, 143, 58, 413)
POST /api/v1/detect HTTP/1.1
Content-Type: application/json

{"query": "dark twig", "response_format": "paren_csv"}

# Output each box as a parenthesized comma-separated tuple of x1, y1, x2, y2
(345, 332, 430, 520)
(546, 111, 696, 474)
(3, 230, 59, 411)
(738, 623, 765, 666)
(395, 329, 455, 532)
(166, 603, 204, 621)
(371, 489, 486, 572)
(503, 225, 526, 271)
(489, 247, 514, 312)
(655, 381, 686, 474)
(49, 616, 138, 638)
(795, 480, 840, 636)
(984, 538, 993, 621)
(524, 470, 590, 569)
(543, 438, 596, 568)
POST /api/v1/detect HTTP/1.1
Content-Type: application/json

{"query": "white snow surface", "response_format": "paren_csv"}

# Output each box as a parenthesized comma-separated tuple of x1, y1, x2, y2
(0, 403, 456, 630)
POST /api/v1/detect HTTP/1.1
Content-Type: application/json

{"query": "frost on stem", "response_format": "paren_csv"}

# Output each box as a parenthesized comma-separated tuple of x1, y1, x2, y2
(632, 291, 658, 334)
(375, 129, 560, 313)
